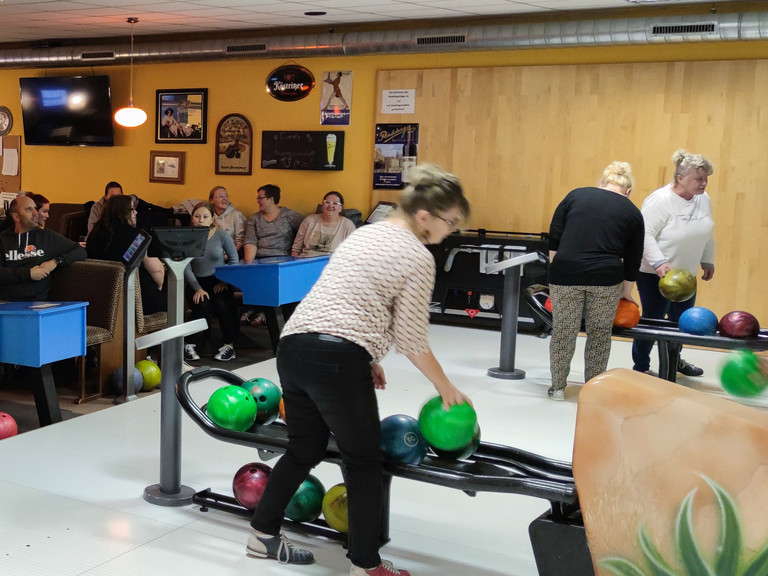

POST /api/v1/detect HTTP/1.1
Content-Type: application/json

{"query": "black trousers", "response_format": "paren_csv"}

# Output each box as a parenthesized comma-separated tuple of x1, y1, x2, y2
(186, 275, 237, 345)
(250, 332, 384, 568)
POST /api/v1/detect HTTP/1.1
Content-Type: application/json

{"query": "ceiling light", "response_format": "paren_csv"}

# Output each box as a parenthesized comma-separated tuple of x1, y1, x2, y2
(114, 17, 147, 128)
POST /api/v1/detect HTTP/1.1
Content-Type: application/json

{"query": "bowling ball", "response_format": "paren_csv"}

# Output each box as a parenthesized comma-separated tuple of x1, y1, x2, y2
(380, 414, 429, 466)
(720, 350, 768, 397)
(431, 423, 481, 460)
(678, 306, 719, 336)
(285, 474, 325, 523)
(0, 412, 18, 440)
(718, 311, 760, 339)
(321, 483, 348, 534)
(544, 297, 552, 312)
(136, 359, 162, 391)
(658, 269, 697, 302)
(232, 462, 272, 509)
(418, 396, 478, 452)
(206, 385, 257, 431)
(613, 299, 640, 329)
(242, 378, 282, 425)
(111, 366, 143, 395)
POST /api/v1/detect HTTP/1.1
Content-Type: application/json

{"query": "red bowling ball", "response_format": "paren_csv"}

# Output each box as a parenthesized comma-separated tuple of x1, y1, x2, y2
(232, 462, 272, 509)
(0, 412, 18, 440)
(718, 311, 760, 339)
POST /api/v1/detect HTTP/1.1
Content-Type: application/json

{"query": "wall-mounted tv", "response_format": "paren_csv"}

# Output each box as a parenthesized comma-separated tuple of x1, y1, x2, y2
(19, 75, 114, 146)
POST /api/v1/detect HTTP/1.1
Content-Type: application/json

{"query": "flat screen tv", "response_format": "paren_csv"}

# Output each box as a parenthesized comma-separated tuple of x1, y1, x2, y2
(19, 75, 114, 146)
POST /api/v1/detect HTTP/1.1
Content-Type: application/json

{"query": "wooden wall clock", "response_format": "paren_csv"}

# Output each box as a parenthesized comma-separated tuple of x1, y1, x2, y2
(0, 106, 12, 136)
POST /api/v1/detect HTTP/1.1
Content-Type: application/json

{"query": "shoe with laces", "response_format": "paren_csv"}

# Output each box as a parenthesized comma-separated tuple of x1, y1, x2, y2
(350, 560, 411, 576)
(547, 386, 565, 402)
(214, 344, 236, 361)
(643, 369, 659, 378)
(246, 530, 314, 564)
(184, 344, 200, 361)
(678, 358, 703, 377)
(250, 312, 266, 327)
(240, 310, 255, 325)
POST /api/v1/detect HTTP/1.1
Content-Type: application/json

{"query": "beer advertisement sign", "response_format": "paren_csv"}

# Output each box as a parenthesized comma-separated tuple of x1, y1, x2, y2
(321, 70, 352, 126)
(266, 65, 315, 102)
(261, 130, 344, 171)
(373, 123, 419, 189)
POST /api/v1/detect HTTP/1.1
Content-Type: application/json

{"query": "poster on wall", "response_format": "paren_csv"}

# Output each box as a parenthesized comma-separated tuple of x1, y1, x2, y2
(215, 114, 253, 175)
(261, 131, 344, 171)
(373, 123, 419, 189)
(320, 71, 352, 125)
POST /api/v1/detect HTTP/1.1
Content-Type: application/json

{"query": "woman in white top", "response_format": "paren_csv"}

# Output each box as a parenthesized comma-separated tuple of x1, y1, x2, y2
(291, 191, 356, 257)
(244, 165, 472, 576)
(631, 149, 715, 377)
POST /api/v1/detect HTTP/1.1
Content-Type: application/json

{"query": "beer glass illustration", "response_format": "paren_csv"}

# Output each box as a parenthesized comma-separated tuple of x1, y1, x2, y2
(325, 134, 337, 168)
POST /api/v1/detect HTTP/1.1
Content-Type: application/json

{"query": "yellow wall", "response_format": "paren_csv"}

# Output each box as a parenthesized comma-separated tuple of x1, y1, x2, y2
(2, 39, 768, 219)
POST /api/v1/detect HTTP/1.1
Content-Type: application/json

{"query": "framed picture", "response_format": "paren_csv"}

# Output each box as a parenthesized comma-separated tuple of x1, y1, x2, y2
(155, 88, 208, 143)
(215, 114, 253, 175)
(149, 150, 186, 184)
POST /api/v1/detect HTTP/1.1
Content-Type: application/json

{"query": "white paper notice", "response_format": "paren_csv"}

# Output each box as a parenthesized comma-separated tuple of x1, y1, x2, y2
(381, 90, 415, 114)
(1, 148, 17, 176)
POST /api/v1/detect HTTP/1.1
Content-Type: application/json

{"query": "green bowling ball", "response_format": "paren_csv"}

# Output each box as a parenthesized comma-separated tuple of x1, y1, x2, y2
(431, 423, 481, 460)
(206, 385, 258, 431)
(285, 474, 325, 523)
(241, 378, 282, 425)
(658, 269, 697, 303)
(418, 396, 478, 452)
(720, 349, 768, 397)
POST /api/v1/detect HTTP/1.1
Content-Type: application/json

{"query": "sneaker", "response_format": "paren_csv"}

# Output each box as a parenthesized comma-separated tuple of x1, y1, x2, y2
(246, 530, 314, 564)
(547, 386, 565, 402)
(643, 369, 659, 378)
(678, 358, 704, 377)
(250, 312, 266, 327)
(184, 344, 200, 361)
(214, 344, 236, 361)
(240, 309, 255, 325)
(350, 560, 411, 576)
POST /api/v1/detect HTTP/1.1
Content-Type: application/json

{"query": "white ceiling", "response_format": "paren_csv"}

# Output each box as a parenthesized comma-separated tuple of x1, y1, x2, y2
(0, 0, 733, 45)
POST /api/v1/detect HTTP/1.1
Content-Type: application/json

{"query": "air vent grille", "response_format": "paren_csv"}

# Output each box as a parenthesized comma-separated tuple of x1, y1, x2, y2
(652, 23, 716, 35)
(416, 35, 466, 46)
(81, 51, 115, 60)
(226, 44, 267, 53)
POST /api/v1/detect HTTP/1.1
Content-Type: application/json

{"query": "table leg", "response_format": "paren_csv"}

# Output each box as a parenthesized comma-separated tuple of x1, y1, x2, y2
(263, 307, 285, 355)
(31, 365, 63, 427)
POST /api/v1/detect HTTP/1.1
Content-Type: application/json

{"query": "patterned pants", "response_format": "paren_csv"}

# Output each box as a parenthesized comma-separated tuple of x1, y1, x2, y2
(549, 283, 623, 390)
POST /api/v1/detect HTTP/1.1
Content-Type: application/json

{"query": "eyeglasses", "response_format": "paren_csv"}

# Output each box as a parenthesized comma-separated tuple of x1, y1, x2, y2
(256, 195, 268, 201)
(323, 201, 342, 207)
(214, 194, 228, 199)
(431, 213, 461, 230)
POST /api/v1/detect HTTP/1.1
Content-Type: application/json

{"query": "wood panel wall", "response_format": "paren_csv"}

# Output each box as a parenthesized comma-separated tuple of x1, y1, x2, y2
(375, 61, 768, 322)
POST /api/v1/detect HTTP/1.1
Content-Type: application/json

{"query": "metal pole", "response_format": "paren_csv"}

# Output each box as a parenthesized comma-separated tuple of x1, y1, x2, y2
(487, 266, 526, 379)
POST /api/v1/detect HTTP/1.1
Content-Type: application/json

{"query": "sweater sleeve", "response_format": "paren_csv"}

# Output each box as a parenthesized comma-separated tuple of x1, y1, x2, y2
(548, 195, 569, 252)
(222, 230, 239, 264)
(292, 216, 310, 253)
(641, 192, 671, 269)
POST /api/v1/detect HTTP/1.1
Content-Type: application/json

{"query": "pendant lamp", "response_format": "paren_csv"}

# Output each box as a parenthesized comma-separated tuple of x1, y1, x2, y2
(114, 17, 147, 128)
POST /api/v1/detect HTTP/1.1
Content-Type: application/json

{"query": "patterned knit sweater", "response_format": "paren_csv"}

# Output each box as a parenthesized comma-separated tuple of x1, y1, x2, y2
(282, 220, 434, 362)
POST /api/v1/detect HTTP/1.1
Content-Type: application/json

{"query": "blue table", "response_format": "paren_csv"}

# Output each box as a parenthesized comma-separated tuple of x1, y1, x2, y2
(0, 301, 87, 426)
(215, 256, 330, 353)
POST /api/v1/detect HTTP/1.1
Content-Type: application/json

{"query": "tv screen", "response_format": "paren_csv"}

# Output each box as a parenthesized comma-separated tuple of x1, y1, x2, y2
(19, 75, 114, 146)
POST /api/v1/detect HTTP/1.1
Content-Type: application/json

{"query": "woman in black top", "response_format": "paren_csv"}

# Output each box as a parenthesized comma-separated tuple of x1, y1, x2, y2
(87, 195, 167, 314)
(547, 161, 644, 401)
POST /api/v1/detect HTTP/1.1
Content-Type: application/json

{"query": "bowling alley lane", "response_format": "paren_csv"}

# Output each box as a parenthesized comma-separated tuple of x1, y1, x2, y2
(0, 323, 763, 576)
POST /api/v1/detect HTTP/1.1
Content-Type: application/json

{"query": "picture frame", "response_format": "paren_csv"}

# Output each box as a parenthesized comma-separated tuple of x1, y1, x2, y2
(155, 88, 208, 144)
(149, 150, 186, 184)
(215, 113, 253, 176)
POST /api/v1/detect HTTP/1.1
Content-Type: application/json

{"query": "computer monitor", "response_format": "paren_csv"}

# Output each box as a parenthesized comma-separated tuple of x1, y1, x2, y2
(149, 227, 210, 261)
(121, 229, 153, 272)
(365, 201, 397, 225)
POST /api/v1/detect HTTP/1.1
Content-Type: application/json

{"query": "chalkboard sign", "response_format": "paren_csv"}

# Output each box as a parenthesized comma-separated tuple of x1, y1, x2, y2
(261, 131, 344, 171)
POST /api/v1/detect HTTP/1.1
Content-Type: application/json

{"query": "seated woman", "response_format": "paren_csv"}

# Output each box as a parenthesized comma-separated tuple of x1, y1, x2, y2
(86, 195, 167, 314)
(291, 191, 356, 257)
(183, 202, 239, 362)
(26, 193, 50, 228)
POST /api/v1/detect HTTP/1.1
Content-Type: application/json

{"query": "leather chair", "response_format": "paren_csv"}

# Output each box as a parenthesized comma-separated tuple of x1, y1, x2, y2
(49, 259, 125, 403)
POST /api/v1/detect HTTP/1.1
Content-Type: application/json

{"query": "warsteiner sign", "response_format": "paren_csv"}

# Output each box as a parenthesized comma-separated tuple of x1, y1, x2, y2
(266, 65, 315, 102)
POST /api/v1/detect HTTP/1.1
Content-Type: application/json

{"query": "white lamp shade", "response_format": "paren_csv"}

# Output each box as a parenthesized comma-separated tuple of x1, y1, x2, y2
(115, 105, 147, 128)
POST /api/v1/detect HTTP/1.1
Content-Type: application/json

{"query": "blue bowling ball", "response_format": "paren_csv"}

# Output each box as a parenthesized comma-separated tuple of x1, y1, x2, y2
(111, 366, 144, 395)
(678, 306, 719, 336)
(380, 414, 429, 466)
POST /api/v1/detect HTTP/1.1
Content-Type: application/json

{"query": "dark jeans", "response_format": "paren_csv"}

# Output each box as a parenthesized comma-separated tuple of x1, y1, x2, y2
(251, 333, 383, 568)
(631, 271, 696, 372)
(187, 276, 237, 344)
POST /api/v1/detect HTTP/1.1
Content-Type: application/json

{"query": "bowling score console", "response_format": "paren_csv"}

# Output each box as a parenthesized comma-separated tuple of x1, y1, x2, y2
(176, 366, 594, 576)
(428, 230, 549, 334)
